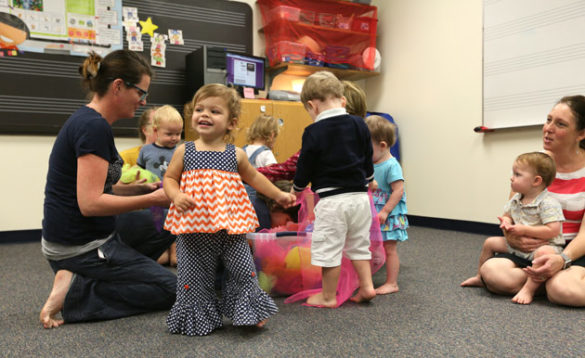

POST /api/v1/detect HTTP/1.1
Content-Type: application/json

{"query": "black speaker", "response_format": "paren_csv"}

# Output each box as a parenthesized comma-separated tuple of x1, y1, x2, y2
(185, 46, 227, 101)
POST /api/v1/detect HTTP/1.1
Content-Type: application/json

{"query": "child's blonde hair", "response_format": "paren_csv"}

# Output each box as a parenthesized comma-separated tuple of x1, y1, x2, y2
(300, 71, 344, 107)
(137, 106, 158, 142)
(342, 80, 367, 118)
(246, 114, 279, 145)
(191, 84, 241, 143)
(365, 115, 396, 147)
(153, 105, 183, 129)
(515, 152, 556, 187)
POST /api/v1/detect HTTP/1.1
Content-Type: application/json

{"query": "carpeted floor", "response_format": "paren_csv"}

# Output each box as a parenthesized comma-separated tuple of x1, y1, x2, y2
(1, 226, 583, 358)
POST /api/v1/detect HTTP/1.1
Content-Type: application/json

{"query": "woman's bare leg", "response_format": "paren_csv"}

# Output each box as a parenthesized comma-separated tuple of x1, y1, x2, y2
(40, 270, 73, 329)
(546, 266, 585, 306)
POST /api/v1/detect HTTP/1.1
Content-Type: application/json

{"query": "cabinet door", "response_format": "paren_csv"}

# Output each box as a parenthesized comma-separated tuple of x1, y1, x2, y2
(234, 99, 274, 149)
(271, 101, 312, 163)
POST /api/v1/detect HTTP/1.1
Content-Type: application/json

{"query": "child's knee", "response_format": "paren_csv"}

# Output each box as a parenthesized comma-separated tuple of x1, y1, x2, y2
(533, 245, 557, 257)
(484, 236, 500, 246)
(484, 236, 506, 251)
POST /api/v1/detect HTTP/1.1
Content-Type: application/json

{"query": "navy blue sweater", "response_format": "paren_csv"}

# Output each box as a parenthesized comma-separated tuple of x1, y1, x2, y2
(293, 112, 374, 198)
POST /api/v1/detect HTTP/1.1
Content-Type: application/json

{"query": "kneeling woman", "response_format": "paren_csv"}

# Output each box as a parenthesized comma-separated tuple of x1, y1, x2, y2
(40, 49, 176, 328)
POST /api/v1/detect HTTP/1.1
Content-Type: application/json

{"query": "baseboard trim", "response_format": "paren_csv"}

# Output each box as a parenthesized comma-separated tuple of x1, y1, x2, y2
(1, 217, 499, 244)
(0, 229, 41, 244)
(408, 215, 500, 236)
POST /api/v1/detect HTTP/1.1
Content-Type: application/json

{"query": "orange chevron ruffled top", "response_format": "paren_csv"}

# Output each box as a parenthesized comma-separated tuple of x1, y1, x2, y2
(164, 142, 259, 235)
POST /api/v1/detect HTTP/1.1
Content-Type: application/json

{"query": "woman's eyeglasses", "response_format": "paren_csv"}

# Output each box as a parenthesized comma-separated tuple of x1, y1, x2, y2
(124, 81, 148, 101)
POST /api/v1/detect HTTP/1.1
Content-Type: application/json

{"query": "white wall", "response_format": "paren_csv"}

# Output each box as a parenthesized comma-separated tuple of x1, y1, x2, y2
(367, 0, 542, 223)
(0, 0, 544, 232)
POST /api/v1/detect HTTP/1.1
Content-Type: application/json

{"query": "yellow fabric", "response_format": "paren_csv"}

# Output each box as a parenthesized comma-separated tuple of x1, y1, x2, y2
(119, 145, 142, 166)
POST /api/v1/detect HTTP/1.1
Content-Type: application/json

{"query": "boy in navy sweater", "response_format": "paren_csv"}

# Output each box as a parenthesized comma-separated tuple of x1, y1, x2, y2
(293, 71, 377, 307)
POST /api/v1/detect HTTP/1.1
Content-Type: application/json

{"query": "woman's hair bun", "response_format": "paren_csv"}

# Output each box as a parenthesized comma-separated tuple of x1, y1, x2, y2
(79, 51, 103, 80)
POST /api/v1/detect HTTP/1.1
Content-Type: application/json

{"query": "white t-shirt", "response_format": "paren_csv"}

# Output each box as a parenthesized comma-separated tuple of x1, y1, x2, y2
(244, 144, 277, 168)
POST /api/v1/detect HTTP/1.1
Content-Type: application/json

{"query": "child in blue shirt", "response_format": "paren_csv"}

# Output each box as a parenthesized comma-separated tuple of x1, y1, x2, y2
(365, 115, 408, 295)
(137, 105, 183, 179)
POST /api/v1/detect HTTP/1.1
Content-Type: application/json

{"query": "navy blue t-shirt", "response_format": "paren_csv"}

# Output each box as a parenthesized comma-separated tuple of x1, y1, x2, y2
(42, 106, 122, 246)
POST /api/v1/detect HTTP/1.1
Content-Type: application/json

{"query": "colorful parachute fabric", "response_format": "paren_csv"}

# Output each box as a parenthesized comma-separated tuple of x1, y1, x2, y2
(247, 189, 385, 307)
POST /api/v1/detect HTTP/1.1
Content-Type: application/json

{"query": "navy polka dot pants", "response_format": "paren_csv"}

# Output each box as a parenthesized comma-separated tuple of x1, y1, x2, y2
(166, 231, 278, 336)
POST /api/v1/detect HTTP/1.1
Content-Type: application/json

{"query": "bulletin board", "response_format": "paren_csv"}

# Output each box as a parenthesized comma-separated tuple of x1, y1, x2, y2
(483, 0, 585, 130)
(0, 0, 252, 136)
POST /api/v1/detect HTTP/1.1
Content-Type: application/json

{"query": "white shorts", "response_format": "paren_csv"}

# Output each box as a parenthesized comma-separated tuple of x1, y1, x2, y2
(311, 192, 372, 267)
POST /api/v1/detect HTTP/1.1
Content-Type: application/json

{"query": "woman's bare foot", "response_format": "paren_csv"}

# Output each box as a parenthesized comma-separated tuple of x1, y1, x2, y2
(375, 283, 399, 295)
(169, 243, 177, 267)
(40, 270, 73, 329)
(306, 292, 337, 308)
(157, 250, 169, 265)
(460, 275, 484, 287)
(350, 287, 376, 303)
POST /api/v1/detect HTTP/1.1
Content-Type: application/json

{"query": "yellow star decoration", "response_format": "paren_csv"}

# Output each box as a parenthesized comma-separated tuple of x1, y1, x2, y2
(139, 17, 158, 37)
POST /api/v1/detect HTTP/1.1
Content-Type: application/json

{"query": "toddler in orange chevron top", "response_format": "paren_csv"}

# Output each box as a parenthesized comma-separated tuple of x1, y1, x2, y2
(162, 83, 295, 336)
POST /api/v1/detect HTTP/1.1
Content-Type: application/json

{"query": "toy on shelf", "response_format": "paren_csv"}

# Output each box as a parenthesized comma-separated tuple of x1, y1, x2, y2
(247, 188, 385, 307)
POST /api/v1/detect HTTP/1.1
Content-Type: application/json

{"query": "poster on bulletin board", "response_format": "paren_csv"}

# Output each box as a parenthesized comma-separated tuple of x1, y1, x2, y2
(0, 0, 252, 136)
(0, 0, 123, 57)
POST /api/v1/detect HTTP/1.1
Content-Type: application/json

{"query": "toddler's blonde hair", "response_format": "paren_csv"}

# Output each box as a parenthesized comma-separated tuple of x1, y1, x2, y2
(365, 115, 396, 147)
(137, 107, 158, 142)
(153, 105, 183, 129)
(246, 114, 279, 145)
(342, 80, 367, 118)
(300, 71, 344, 107)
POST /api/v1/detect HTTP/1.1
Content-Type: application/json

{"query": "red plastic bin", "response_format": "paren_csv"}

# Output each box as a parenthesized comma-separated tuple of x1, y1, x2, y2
(268, 5, 300, 23)
(268, 41, 307, 65)
(351, 16, 376, 34)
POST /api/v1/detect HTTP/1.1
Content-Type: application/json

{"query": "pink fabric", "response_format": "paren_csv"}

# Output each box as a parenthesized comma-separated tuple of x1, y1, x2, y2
(248, 189, 385, 307)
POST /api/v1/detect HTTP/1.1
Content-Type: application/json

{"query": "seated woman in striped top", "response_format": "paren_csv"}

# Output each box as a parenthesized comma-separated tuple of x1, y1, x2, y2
(479, 95, 585, 307)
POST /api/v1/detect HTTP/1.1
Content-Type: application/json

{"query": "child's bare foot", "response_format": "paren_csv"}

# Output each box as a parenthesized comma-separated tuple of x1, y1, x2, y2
(375, 283, 399, 295)
(305, 292, 337, 308)
(350, 287, 376, 303)
(256, 319, 268, 328)
(460, 275, 484, 287)
(40, 270, 73, 329)
(512, 287, 535, 305)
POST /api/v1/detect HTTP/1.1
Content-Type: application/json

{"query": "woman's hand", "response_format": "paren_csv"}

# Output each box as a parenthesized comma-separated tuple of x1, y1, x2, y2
(113, 181, 161, 196)
(505, 232, 547, 252)
(142, 181, 162, 193)
(523, 253, 564, 282)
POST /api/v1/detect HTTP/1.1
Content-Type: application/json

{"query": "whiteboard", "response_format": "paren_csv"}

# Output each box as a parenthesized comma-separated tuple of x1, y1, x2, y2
(483, 0, 585, 129)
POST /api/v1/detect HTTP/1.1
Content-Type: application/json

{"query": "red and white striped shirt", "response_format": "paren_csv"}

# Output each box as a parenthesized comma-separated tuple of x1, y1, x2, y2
(547, 166, 585, 243)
